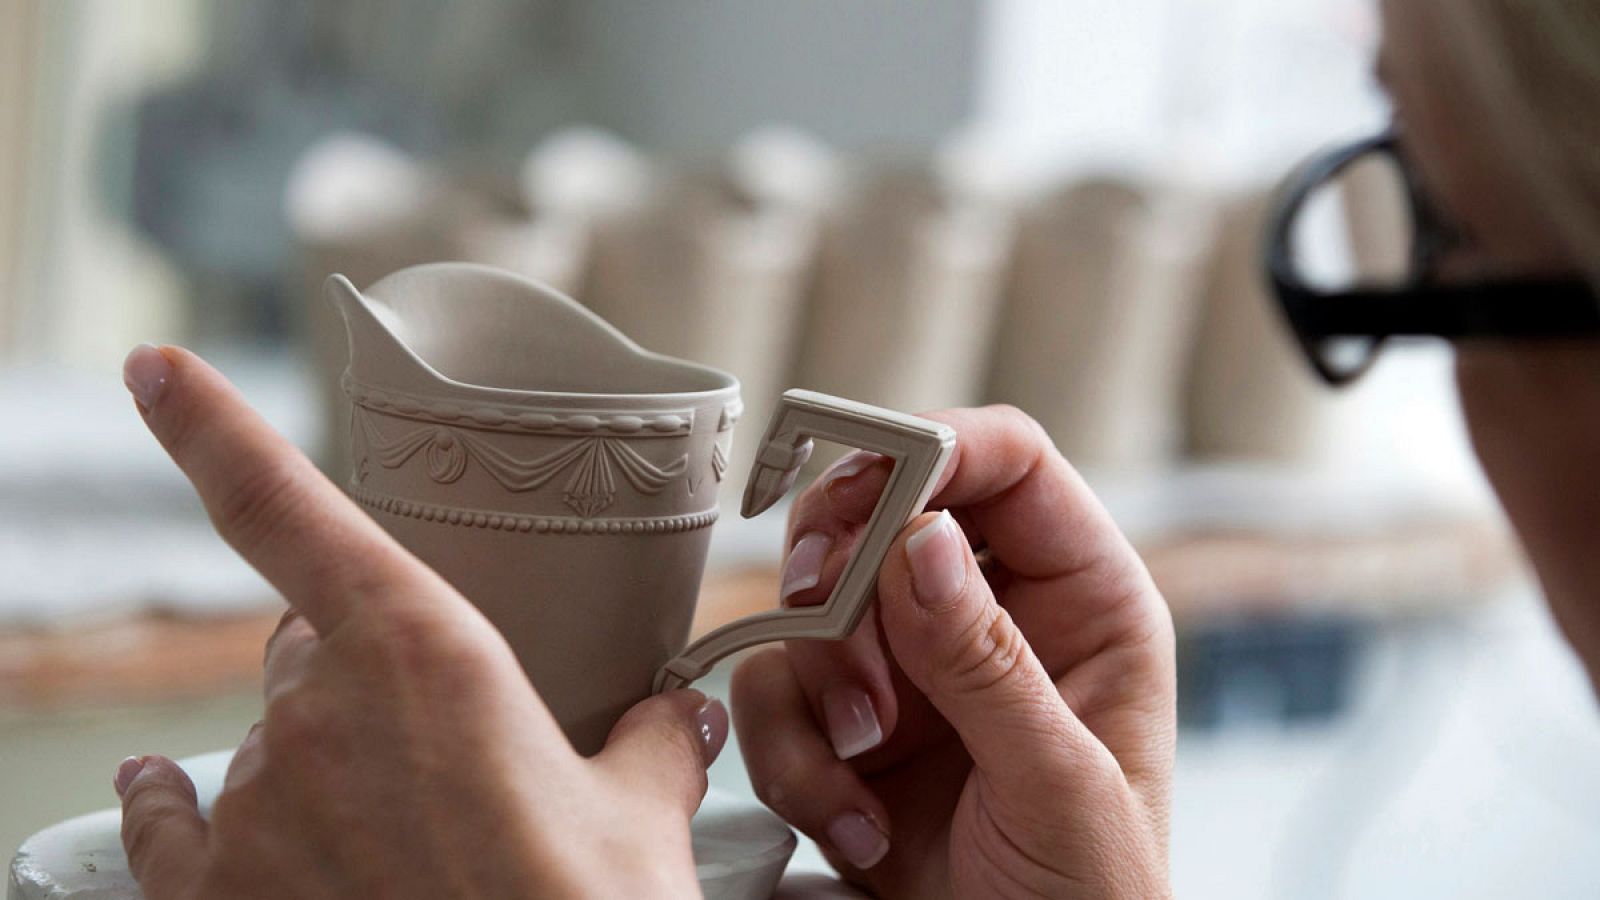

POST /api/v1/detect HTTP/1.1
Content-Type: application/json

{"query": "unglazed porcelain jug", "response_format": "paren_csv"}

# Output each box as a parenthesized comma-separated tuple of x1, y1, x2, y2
(328, 263, 737, 754)
(329, 263, 953, 756)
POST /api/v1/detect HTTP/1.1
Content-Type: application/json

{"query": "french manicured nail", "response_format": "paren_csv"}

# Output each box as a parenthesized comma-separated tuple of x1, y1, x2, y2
(122, 344, 171, 412)
(821, 451, 883, 492)
(827, 811, 890, 869)
(906, 511, 968, 610)
(822, 685, 882, 760)
(696, 698, 729, 766)
(781, 532, 831, 604)
(113, 756, 146, 798)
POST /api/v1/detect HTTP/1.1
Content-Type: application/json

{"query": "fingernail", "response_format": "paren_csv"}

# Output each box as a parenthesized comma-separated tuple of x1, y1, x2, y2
(695, 698, 729, 766)
(821, 451, 883, 493)
(781, 532, 831, 604)
(827, 811, 890, 869)
(822, 685, 882, 760)
(113, 756, 146, 798)
(906, 511, 967, 610)
(122, 344, 171, 412)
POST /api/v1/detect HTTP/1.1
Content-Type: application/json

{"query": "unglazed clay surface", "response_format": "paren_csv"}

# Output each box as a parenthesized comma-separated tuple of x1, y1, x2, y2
(329, 263, 740, 755)
(656, 390, 955, 692)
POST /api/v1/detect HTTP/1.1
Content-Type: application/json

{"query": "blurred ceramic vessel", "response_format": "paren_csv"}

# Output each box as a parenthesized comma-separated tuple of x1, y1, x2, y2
(987, 178, 1212, 475)
(327, 263, 740, 755)
(1184, 191, 1334, 462)
(795, 166, 1010, 417)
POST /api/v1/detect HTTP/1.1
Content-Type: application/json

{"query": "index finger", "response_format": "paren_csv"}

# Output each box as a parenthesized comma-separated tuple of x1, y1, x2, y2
(124, 344, 441, 634)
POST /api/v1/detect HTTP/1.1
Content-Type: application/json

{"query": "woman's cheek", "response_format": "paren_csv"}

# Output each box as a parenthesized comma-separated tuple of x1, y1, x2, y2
(1456, 341, 1600, 682)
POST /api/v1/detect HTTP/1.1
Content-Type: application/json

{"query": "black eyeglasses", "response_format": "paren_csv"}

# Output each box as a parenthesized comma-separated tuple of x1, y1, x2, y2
(1265, 131, 1600, 386)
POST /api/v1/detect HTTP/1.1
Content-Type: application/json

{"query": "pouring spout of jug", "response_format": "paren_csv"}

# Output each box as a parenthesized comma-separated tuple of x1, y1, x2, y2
(324, 273, 432, 399)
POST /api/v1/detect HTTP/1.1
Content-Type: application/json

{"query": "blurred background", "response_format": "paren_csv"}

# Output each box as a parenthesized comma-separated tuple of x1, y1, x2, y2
(3, 1, 1598, 897)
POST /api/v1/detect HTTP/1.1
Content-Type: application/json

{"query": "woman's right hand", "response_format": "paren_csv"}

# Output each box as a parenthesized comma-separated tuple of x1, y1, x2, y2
(732, 406, 1176, 899)
(114, 345, 724, 899)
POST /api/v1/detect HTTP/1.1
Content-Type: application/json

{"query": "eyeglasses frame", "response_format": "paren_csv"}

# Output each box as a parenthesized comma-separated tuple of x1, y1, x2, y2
(1265, 130, 1600, 386)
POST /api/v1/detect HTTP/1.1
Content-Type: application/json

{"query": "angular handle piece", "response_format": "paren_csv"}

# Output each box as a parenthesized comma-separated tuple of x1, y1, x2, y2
(654, 390, 956, 693)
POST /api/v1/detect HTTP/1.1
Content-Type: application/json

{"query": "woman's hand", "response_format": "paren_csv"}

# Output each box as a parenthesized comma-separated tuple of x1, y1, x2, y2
(732, 406, 1175, 899)
(114, 344, 725, 899)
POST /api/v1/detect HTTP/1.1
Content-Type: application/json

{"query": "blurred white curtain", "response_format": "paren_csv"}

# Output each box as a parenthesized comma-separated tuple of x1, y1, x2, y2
(970, 0, 1386, 187)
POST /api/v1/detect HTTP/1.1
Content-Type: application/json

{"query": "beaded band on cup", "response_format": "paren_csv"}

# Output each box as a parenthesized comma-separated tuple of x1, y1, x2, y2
(348, 484, 719, 535)
(342, 373, 701, 437)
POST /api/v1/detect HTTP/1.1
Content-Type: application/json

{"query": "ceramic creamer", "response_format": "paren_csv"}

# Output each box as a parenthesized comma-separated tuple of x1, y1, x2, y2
(328, 263, 740, 754)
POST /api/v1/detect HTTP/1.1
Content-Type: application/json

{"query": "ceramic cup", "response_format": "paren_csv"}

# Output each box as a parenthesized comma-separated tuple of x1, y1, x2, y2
(328, 263, 740, 755)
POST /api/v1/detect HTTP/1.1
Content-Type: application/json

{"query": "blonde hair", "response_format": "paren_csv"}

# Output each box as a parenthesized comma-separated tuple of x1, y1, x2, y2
(1421, 1, 1600, 289)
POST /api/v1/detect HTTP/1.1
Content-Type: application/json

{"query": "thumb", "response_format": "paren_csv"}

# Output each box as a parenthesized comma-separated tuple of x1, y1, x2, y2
(117, 755, 207, 897)
(877, 511, 1117, 798)
(596, 690, 727, 818)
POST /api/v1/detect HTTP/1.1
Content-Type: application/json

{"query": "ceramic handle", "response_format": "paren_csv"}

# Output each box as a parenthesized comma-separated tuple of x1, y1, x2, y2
(653, 390, 956, 693)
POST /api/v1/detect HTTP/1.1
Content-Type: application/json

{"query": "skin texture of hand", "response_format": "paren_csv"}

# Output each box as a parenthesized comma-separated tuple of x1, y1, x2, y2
(114, 344, 725, 899)
(731, 406, 1176, 899)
